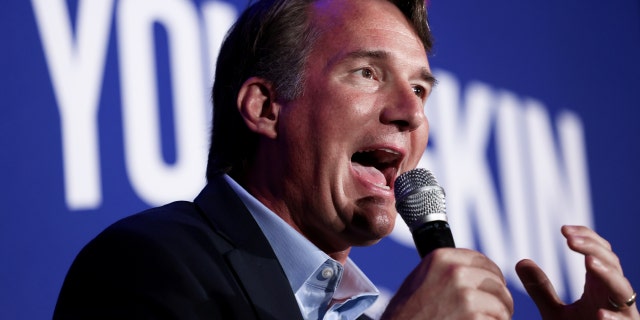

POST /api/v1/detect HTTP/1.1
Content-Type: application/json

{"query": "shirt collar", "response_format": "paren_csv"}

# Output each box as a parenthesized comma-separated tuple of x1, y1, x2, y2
(224, 174, 324, 291)
(223, 175, 379, 312)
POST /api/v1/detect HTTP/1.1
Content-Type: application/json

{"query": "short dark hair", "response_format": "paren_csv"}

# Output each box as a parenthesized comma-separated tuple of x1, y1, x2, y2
(206, 0, 433, 181)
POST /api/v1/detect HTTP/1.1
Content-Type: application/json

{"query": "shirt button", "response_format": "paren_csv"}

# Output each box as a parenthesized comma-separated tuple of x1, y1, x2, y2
(325, 312, 339, 320)
(321, 267, 334, 279)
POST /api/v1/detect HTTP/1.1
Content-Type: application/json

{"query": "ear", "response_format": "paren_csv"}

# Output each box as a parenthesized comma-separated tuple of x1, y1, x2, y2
(237, 77, 280, 139)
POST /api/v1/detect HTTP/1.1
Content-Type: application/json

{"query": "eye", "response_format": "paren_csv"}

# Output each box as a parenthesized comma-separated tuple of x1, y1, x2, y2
(359, 67, 375, 79)
(412, 85, 426, 98)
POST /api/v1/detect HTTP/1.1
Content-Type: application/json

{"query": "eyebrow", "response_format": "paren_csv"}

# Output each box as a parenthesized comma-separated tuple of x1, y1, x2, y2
(339, 49, 438, 87)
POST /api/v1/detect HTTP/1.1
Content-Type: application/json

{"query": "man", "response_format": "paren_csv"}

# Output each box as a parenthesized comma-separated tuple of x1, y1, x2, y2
(54, 0, 638, 319)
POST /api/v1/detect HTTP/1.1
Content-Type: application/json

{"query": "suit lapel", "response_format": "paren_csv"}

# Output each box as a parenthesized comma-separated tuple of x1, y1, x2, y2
(195, 176, 303, 320)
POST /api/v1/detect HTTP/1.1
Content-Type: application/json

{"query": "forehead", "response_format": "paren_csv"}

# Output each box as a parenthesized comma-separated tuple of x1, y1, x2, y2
(311, 0, 419, 38)
(309, 0, 428, 67)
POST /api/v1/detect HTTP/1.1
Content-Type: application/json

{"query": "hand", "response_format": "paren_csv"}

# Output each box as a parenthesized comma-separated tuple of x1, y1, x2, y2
(516, 225, 639, 320)
(382, 248, 513, 319)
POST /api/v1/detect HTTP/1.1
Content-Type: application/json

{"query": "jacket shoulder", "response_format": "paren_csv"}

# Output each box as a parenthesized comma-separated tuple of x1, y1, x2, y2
(54, 200, 252, 319)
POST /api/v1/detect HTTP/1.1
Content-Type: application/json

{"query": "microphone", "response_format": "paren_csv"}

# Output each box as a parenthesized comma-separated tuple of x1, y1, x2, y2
(394, 168, 455, 258)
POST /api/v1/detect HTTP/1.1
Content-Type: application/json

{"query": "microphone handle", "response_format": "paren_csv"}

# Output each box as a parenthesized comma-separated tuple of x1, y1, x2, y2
(412, 220, 456, 258)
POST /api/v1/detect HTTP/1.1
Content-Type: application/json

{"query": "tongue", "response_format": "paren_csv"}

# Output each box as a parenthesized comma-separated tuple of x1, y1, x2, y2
(352, 162, 387, 186)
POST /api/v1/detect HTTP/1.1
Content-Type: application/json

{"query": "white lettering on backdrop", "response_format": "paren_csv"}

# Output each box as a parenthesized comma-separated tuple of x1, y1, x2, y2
(32, 0, 115, 209)
(392, 71, 593, 301)
(32, 0, 236, 208)
(117, 0, 209, 205)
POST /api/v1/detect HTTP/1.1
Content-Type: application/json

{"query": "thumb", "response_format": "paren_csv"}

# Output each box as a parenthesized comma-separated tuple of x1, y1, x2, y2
(516, 259, 564, 316)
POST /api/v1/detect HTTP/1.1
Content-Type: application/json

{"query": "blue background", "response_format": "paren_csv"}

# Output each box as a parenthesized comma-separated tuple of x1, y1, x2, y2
(1, 0, 639, 319)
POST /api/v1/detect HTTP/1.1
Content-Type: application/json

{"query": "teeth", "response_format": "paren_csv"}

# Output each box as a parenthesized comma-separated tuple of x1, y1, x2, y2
(380, 148, 400, 154)
(358, 148, 399, 154)
(375, 182, 391, 190)
(355, 148, 401, 164)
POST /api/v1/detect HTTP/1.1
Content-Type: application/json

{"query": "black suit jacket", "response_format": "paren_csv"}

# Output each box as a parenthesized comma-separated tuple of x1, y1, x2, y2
(54, 176, 304, 319)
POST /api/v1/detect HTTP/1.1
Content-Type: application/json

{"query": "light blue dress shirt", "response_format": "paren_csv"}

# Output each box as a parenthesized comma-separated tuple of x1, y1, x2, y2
(224, 175, 379, 320)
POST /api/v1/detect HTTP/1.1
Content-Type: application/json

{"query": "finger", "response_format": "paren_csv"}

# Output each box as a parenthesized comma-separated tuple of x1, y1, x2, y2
(515, 259, 564, 315)
(597, 307, 640, 320)
(589, 255, 637, 311)
(453, 289, 513, 320)
(566, 234, 635, 306)
(562, 227, 637, 312)
(443, 260, 510, 296)
(389, 249, 513, 320)
(445, 265, 514, 314)
(562, 225, 612, 251)
(477, 277, 514, 316)
(598, 308, 621, 320)
(430, 249, 513, 314)
(562, 226, 622, 273)
(430, 248, 507, 284)
(469, 252, 508, 285)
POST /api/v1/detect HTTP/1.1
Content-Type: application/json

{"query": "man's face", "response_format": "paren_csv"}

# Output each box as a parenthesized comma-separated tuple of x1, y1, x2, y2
(264, 0, 432, 256)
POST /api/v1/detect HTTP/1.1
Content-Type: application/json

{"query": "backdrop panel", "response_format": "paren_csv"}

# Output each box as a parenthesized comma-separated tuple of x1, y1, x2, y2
(1, 0, 639, 319)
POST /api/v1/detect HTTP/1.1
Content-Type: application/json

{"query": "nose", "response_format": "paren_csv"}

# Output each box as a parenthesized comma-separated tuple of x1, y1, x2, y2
(380, 84, 427, 131)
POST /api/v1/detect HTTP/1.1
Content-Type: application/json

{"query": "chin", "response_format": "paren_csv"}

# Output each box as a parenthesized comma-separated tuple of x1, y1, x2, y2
(353, 238, 384, 248)
(349, 205, 396, 244)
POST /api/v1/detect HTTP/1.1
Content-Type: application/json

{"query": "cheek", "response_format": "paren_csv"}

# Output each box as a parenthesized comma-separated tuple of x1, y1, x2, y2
(409, 120, 429, 164)
(313, 96, 367, 138)
(323, 82, 377, 115)
(421, 118, 430, 148)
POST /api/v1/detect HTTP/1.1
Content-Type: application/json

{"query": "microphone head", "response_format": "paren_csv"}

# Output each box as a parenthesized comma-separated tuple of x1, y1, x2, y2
(394, 168, 447, 231)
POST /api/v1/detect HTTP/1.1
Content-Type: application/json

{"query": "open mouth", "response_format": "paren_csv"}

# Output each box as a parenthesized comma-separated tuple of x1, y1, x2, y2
(351, 148, 402, 190)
